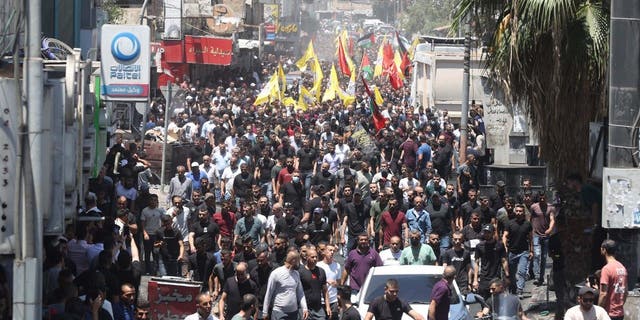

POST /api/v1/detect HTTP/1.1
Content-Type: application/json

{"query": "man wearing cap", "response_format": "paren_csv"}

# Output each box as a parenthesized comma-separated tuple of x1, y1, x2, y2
(475, 224, 508, 299)
(186, 162, 206, 191)
(309, 208, 332, 244)
(565, 286, 610, 320)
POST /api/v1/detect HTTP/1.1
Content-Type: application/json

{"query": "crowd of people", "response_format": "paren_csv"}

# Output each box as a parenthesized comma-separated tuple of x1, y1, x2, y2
(37, 49, 629, 320)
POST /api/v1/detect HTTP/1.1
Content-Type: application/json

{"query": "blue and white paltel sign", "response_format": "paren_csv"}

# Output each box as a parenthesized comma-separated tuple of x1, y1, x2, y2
(101, 24, 150, 101)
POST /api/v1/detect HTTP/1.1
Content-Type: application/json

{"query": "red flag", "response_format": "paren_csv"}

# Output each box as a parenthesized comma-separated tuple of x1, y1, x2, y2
(362, 76, 387, 131)
(382, 43, 403, 90)
(337, 39, 351, 77)
(348, 36, 355, 57)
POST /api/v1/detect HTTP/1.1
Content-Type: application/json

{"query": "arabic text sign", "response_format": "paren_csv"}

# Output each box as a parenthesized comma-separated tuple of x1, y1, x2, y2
(184, 36, 233, 65)
(148, 278, 202, 319)
(101, 24, 150, 101)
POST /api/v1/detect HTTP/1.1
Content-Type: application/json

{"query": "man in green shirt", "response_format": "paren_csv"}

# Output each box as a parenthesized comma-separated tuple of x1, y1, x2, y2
(399, 230, 438, 265)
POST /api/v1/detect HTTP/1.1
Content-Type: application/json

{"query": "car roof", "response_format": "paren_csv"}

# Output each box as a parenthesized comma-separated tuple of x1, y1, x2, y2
(370, 265, 444, 276)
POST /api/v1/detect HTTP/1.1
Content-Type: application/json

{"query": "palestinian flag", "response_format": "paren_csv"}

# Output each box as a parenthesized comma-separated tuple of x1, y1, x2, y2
(357, 32, 375, 48)
(395, 31, 412, 75)
(362, 76, 387, 131)
(361, 54, 373, 81)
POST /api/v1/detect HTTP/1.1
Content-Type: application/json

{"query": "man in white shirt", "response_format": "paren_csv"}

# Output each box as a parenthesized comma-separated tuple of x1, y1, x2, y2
(317, 244, 342, 320)
(564, 286, 610, 320)
(166, 195, 191, 275)
(379, 236, 402, 266)
(184, 292, 217, 320)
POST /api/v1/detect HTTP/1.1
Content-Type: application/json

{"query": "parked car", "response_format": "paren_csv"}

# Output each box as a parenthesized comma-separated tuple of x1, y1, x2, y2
(355, 265, 474, 320)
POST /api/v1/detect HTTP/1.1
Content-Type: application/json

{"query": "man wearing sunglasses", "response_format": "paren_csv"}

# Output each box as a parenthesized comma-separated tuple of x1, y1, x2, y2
(565, 286, 610, 320)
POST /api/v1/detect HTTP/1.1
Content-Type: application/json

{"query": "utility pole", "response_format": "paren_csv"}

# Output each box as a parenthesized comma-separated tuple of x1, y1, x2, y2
(160, 82, 173, 193)
(459, 10, 471, 165)
(14, 0, 44, 318)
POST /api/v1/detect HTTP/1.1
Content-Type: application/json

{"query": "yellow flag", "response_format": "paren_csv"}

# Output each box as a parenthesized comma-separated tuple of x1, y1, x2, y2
(322, 64, 355, 106)
(374, 36, 386, 77)
(282, 96, 297, 107)
(295, 40, 315, 71)
(297, 86, 314, 111)
(278, 63, 287, 91)
(254, 72, 278, 105)
(322, 64, 340, 102)
(374, 86, 384, 106)
(310, 58, 324, 100)
(409, 37, 420, 60)
(270, 71, 281, 101)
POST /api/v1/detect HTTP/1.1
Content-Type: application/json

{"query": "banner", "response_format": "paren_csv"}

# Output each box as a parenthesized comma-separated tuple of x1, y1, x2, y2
(161, 40, 184, 63)
(263, 4, 279, 41)
(184, 36, 233, 65)
(100, 24, 150, 101)
(164, 0, 182, 39)
(275, 17, 299, 42)
(148, 278, 202, 320)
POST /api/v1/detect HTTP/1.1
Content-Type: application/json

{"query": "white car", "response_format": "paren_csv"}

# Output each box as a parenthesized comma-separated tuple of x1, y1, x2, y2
(355, 265, 473, 320)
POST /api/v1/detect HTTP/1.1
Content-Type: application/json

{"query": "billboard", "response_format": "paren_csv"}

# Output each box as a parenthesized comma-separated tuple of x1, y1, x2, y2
(184, 36, 233, 65)
(100, 24, 150, 101)
(263, 4, 278, 41)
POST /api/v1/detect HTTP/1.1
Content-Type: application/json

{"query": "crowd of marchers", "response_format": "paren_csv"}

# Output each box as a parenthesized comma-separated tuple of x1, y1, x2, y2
(35, 51, 628, 320)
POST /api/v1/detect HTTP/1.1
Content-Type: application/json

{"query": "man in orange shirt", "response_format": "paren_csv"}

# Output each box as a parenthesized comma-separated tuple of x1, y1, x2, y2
(598, 239, 628, 320)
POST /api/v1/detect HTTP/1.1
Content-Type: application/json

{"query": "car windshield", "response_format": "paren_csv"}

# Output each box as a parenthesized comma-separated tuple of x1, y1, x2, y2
(364, 274, 443, 304)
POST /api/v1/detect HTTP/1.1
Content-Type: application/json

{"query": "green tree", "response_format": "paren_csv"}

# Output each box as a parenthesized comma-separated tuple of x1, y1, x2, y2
(399, 0, 458, 35)
(453, 0, 609, 180)
(100, 0, 125, 24)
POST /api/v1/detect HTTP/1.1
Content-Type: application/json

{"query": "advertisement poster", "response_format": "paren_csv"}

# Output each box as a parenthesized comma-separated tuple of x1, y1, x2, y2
(100, 24, 150, 101)
(263, 4, 278, 41)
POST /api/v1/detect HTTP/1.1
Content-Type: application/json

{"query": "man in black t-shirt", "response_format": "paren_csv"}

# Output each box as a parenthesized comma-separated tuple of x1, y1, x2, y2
(232, 163, 255, 205)
(308, 208, 332, 244)
(189, 207, 221, 253)
(502, 204, 533, 296)
(442, 231, 474, 295)
(299, 249, 331, 320)
(296, 138, 318, 199)
(218, 262, 257, 320)
(474, 224, 508, 300)
(311, 162, 337, 197)
(338, 285, 360, 320)
(363, 278, 424, 320)
(155, 215, 184, 277)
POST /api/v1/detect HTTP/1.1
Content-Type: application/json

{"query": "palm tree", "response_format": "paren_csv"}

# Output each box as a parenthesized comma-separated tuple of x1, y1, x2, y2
(453, 0, 609, 180)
